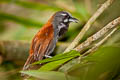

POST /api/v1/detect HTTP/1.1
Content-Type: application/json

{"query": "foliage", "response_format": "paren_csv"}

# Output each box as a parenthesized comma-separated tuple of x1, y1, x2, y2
(21, 70, 78, 80)
(0, 12, 43, 27)
(22, 45, 120, 80)
(1, 0, 120, 80)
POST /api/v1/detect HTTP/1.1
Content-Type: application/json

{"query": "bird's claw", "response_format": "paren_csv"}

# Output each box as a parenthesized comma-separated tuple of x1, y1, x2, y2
(44, 55, 52, 58)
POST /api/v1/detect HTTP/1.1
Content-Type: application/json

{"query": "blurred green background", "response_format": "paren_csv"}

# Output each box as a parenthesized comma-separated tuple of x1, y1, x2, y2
(0, 0, 120, 80)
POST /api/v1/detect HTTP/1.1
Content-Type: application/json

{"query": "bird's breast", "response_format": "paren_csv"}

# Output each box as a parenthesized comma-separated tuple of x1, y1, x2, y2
(56, 23, 69, 37)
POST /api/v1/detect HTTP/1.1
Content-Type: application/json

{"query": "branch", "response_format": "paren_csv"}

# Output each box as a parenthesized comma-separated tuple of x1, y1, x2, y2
(0, 41, 67, 64)
(64, 0, 115, 53)
(0, 41, 29, 64)
(74, 17, 120, 52)
(59, 17, 120, 72)
(83, 27, 118, 56)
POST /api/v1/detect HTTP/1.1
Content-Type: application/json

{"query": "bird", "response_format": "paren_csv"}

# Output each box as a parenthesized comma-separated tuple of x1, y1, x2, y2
(22, 11, 79, 71)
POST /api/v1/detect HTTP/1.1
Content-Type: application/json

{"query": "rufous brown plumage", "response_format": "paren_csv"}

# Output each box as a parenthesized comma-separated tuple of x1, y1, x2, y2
(22, 11, 78, 72)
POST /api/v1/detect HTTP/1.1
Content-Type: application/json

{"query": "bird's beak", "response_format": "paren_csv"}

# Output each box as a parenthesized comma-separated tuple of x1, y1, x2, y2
(69, 17, 79, 23)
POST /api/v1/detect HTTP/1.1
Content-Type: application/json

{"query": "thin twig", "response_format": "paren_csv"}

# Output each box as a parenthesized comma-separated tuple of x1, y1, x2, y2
(74, 17, 120, 52)
(64, 0, 115, 53)
(83, 27, 118, 56)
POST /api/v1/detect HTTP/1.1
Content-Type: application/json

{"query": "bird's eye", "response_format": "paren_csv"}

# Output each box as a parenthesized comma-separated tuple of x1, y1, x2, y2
(64, 15, 68, 18)
(63, 15, 69, 23)
(61, 14, 69, 18)
(60, 13, 69, 23)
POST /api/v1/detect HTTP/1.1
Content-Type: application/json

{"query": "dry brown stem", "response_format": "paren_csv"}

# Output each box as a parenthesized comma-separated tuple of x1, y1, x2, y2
(64, 0, 115, 53)
(83, 27, 118, 56)
(75, 17, 120, 52)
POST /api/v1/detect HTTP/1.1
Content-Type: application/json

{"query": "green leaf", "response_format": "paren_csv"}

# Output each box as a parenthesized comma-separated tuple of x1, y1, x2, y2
(0, 12, 43, 27)
(39, 57, 73, 71)
(66, 46, 120, 80)
(21, 70, 78, 80)
(32, 50, 80, 71)
(33, 50, 80, 65)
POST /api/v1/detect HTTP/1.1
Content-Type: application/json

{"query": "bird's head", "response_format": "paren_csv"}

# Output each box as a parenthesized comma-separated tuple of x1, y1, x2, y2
(51, 11, 79, 36)
(52, 11, 78, 25)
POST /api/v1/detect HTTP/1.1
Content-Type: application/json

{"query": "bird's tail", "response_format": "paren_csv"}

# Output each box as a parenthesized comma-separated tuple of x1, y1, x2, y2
(23, 55, 35, 70)
(21, 55, 35, 76)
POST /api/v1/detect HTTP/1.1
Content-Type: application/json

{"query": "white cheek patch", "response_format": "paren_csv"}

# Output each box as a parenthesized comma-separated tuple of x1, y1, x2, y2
(64, 19, 68, 23)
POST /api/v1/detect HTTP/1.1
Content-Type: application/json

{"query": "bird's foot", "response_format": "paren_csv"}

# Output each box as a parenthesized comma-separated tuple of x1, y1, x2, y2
(44, 55, 52, 58)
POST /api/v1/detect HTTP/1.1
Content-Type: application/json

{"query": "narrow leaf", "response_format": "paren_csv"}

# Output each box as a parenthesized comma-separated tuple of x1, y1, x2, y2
(67, 46, 120, 80)
(21, 70, 78, 80)
(0, 12, 43, 27)
(39, 57, 73, 71)
(33, 50, 80, 65)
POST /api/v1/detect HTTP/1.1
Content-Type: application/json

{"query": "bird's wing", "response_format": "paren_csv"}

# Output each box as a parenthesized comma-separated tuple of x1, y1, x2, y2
(22, 18, 55, 71)
(30, 24, 54, 61)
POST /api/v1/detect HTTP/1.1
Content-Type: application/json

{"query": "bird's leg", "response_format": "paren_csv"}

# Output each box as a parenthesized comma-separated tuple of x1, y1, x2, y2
(44, 55, 52, 58)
